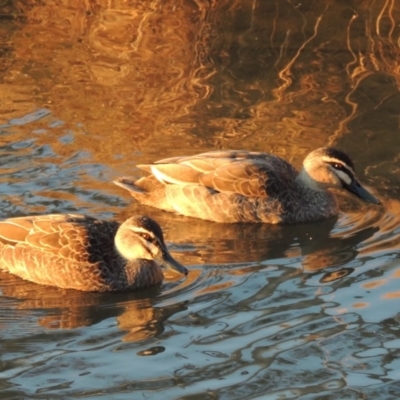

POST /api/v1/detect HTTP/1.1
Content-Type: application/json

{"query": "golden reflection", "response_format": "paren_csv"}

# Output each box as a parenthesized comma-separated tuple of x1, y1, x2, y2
(196, 280, 235, 295)
(0, 0, 399, 162)
(352, 302, 369, 308)
(0, 270, 183, 342)
(362, 279, 386, 289)
(2, 0, 219, 163)
(383, 291, 400, 299)
(332, 0, 400, 141)
(319, 268, 354, 283)
(273, 12, 325, 102)
(393, 268, 400, 278)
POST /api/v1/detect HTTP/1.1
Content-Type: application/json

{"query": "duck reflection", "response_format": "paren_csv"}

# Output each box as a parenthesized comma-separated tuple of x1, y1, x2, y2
(298, 220, 378, 283)
(119, 204, 379, 284)
(0, 271, 186, 342)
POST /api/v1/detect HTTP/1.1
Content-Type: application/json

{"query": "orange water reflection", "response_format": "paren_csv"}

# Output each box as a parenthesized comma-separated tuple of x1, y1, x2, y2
(0, 1, 399, 164)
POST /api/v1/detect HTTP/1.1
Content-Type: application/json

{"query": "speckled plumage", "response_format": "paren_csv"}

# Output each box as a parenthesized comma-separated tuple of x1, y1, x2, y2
(114, 147, 380, 224)
(0, 214, 187, 291)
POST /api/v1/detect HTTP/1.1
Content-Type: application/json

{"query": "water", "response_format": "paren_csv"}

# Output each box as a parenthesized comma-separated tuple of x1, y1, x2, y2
(0, 0, 400, 398)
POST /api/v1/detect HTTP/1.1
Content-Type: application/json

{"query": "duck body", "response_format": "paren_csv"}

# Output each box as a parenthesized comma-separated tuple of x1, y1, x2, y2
(0, 214, 187, 291)
(114, 148, 380, 224)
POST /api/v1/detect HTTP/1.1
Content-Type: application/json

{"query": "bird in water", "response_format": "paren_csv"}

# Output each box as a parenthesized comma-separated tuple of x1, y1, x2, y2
(114, 147, 380, 224)
(0, 214, 188, 291)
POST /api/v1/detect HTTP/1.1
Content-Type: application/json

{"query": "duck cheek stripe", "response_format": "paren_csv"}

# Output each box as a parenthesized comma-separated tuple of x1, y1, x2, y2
(335, 169, 353, 186)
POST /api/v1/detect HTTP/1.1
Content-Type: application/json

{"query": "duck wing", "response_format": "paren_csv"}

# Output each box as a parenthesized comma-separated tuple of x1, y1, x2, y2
(0, 214, 116, 262)
(139, 151, 298, 198)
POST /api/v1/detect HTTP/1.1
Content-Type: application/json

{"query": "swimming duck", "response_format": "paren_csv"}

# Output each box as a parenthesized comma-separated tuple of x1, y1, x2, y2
(0, 214, 188, 291)
(114, 147, 380, 224)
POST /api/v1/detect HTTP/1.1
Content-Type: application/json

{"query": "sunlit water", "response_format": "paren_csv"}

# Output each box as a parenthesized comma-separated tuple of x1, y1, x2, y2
(1, 1, 400, 398)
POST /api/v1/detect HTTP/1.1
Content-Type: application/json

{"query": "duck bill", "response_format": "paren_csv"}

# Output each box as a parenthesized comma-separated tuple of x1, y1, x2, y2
(344, 180, 381, 205)
(160, 250, 188, 276)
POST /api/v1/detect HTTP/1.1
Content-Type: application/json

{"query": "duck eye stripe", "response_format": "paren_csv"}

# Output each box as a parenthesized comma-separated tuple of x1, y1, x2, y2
(335, 169, 353, 185)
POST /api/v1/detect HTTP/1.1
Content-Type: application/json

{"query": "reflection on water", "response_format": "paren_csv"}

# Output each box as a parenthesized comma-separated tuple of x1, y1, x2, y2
(1, 0, 400, 398)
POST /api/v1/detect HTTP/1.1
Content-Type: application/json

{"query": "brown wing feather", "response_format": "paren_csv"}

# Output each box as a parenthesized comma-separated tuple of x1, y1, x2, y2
(151, 157, 297, 198)
(150, 164, 202, 185)
(140, 150, 262, 174)
(180, 158, 234, 173)
(0, 215, 105, 263)
(0, 221, 30, 244)
(138, 152, 299, 199)
(198, 161, 269, 197)
(154, 150, 263, 164)
(138, 158, 234, 181)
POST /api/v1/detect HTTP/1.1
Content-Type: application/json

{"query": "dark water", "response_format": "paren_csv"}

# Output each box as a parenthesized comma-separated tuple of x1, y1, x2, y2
(1, 0, 400, 398)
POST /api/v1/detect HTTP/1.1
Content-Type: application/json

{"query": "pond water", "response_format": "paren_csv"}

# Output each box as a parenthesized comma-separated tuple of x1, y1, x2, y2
(1, 0, 400, 398)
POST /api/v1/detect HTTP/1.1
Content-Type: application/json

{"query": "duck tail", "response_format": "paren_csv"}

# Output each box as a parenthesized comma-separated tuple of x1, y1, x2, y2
(113, 177, 146, 194)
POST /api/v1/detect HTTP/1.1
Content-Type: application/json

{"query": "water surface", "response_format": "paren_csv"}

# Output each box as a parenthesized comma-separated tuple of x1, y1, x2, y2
(1, 1, 400, 398)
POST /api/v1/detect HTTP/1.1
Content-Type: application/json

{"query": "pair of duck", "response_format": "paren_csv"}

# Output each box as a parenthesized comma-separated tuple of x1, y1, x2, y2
(0, 147, 380, 291)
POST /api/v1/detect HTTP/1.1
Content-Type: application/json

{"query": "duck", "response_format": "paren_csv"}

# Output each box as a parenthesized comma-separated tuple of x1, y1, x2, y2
(114, 147, 380, 224)
(0, 214, 188, 291)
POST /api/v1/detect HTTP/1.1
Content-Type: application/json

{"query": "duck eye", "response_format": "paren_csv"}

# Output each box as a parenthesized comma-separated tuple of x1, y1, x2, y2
(333, 163, 343, 170)
(140, 233, 153, 242)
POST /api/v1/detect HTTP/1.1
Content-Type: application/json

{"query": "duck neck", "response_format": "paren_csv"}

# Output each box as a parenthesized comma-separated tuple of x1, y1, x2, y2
(288, 168, 339, 223)
(113, 247, 164, 289)
(296, 168, 323, 191)
(126, 259, 164, 289)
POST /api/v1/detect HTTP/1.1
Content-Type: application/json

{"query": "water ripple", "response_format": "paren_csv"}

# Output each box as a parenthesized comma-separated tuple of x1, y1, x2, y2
(1, 0, 400, 397)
